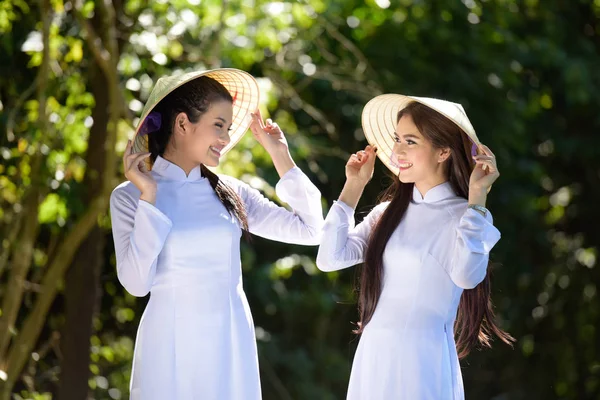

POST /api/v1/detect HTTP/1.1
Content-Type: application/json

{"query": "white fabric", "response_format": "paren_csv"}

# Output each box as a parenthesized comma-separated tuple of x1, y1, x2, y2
(316, 182, 501, 400)
(110, 156, 323, 400)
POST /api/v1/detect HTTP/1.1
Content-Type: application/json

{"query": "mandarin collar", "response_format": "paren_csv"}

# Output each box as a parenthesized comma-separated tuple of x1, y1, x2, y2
(412, 182, 456, 204)
(152, 156, 204, 182)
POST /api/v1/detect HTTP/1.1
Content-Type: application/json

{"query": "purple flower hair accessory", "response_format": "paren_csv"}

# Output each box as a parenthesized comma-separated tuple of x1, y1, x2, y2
(138, 111, 162, 136)
(471, 142, 478, 157)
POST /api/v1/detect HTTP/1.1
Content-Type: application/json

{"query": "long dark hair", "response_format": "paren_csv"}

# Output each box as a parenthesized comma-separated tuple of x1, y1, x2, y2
(357, 101, 514, 358)
(147, 76, 249, 232)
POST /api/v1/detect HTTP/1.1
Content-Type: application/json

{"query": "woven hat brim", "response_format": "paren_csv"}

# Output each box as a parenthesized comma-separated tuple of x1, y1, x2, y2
(132, 68, 260, 161)
(361, 94, 480, 175)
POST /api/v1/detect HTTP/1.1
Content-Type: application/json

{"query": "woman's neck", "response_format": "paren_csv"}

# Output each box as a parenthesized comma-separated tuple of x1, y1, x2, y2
(414, 177, 447, 199)
(161, 150, 199, 177)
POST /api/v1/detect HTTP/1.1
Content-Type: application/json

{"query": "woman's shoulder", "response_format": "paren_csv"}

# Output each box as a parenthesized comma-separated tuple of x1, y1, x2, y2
(362, 200, 391, 224)
(216, 173, 246, 193)
(111, 180, 140, 198)
(372, 200, 391, 214)
(442, 196, 469, 220)
(110, 181, 142, 207)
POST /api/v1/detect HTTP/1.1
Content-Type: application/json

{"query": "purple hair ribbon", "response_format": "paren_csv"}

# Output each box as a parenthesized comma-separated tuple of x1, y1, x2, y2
(138, 111, 162, 136)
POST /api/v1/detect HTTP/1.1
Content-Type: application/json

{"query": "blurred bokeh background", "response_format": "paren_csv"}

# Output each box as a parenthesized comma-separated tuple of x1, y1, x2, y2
(1, 0, 599, 399)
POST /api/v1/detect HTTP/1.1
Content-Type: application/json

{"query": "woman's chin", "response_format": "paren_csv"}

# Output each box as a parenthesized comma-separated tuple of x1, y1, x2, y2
(398, 173, 415, 184)
(201, 155, 220, 168)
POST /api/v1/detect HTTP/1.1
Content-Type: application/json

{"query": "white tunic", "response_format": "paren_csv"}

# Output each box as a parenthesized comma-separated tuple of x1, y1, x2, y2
(110, 156, 324, 400)
(316, 182, 501, 400)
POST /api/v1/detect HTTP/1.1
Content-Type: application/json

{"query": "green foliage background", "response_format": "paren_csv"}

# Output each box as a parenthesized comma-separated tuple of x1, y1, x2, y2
(1, 0, 599, 399)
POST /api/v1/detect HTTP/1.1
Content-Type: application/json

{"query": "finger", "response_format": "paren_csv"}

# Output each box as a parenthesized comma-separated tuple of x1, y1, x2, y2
(349, 154, 364, 165)
(138, 160, 148, 173)
(479, 144, 495, 158)
(125, 151, 145, 169)
(123, 140, 132, 164)
(472, 155, 495, 162)
(250, 113, 264, 133)
(475, 159, 497, 173)
(365, 150, 377, 167)
(255, 109, 266, 130)
(347, 157, 360, 165)
(266, 118, 273, 127)
(475, 172, 500, 187)
(249, 113, 262, 131)
(269, 121, 281, 133)
(474, 158, 496, 168)
(128, 152, 151, 170)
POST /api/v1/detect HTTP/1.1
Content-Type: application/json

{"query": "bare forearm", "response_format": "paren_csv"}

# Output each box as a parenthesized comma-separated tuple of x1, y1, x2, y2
(270, 150, 297, 178)
(339, 179, 367, 209)
(140, 188, 157, 205)
(468, 188, 487, 207)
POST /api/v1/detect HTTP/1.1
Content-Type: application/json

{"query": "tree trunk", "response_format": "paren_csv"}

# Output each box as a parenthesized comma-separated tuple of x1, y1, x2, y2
(0, 0, 121, 393)
(56, 29, 112, 400)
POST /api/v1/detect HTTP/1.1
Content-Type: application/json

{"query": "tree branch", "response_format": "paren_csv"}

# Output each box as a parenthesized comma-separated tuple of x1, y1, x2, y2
(259, 353, 294, 400)
(2, 195, 109, 392)
(0, 0, 121, 395)
(0, 0, 51, 375)
(266, 71, 339, 141)
(72, 7, 113, 82)
(0, 210, 23, 281)
(5, 77, 38, 142)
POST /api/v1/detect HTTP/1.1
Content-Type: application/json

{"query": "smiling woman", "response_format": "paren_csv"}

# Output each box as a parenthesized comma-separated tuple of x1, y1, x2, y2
(317, 94, 514, 400)
(109, 68, 324, 399)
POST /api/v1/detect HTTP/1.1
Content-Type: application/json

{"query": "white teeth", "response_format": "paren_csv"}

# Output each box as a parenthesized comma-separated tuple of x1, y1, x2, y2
(210, 146, 221, 154)
(399, 163, 412, 168)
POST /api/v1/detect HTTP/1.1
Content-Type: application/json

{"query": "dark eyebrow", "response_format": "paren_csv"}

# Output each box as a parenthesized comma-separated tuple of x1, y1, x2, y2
(394, 132, 420, 140)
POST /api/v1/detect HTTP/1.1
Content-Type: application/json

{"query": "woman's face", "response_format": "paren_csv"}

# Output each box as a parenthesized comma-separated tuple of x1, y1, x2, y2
(391, 114, 450, 191)
(178, 100, 233, 167)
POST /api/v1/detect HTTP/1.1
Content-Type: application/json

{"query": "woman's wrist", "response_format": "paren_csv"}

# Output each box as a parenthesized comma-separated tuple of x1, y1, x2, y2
(339, 179, 367, 209)
(270, 149, 296, 178)
(468, 188, 487, 207)
(140, 189, 157, 205)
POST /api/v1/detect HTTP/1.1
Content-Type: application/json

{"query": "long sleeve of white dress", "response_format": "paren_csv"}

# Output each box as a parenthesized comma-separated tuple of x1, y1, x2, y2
(446, 208, 501, 289)
(222, 166, 324, 245)
(110, 188, 173, 297)
(316, 200, 388, 272)
(111, 166, 324, 298)
(316, 199, 501, 281)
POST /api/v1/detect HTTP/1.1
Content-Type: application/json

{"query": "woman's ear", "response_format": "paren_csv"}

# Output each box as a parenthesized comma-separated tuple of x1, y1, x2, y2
(174, 112, 189, 135)
(438, 147, 451, 163)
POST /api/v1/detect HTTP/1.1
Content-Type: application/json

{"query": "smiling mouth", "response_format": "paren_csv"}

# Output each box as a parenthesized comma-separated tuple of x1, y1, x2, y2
(398, 162, 413, 170)
(210, 146, 222, 157)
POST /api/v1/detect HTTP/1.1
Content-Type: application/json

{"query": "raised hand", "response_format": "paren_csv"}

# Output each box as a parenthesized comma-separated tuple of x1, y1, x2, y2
(346, 145, 377, 186)
(469, 143, 499, 206)
(123, 140, 157, 204)
(249, 109, 289, 156)
(339, 145, 377, 209)
(249, 109, 296, 178)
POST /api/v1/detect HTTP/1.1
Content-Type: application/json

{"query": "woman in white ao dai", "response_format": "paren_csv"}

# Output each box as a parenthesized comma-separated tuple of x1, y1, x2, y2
(317, 96, 514, 400)
(110, 70, 324, 400)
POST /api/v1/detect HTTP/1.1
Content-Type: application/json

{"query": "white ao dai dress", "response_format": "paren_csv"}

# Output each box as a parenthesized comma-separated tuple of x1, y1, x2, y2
(110, 156, 324, 399)
(316, 182, 501, 400)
